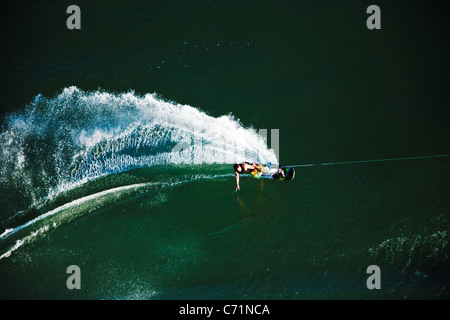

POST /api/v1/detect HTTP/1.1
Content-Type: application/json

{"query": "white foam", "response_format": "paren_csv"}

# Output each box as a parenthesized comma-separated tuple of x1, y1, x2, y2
(2, 182, 150, 240)
(0, 86, 277, 225)
(0, 228, 14, 238)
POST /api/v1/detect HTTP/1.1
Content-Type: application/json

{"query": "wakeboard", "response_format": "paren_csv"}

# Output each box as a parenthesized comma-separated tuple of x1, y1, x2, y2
(259, 164, 295, 181)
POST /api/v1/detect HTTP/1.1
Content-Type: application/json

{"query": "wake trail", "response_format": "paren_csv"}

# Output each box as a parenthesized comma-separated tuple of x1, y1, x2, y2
(0, 172, 234, 260)
(0, 86, 276, 224)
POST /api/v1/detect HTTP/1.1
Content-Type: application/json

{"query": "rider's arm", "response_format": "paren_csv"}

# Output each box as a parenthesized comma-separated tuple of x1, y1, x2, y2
(235, 172, 240, 191)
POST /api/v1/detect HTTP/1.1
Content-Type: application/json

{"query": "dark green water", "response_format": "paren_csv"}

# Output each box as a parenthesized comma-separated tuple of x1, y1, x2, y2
(1, 1, 449, 299)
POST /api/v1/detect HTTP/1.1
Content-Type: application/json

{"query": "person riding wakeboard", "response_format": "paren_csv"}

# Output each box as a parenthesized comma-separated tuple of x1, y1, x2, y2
(234, 162, 278, 191)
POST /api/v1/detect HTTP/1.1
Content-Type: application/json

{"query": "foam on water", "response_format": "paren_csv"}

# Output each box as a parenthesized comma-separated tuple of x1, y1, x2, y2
(0, 86, 277, 222)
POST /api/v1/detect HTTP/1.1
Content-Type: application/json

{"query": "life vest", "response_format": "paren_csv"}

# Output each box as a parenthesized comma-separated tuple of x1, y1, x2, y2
(250, 169, 261, 179)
